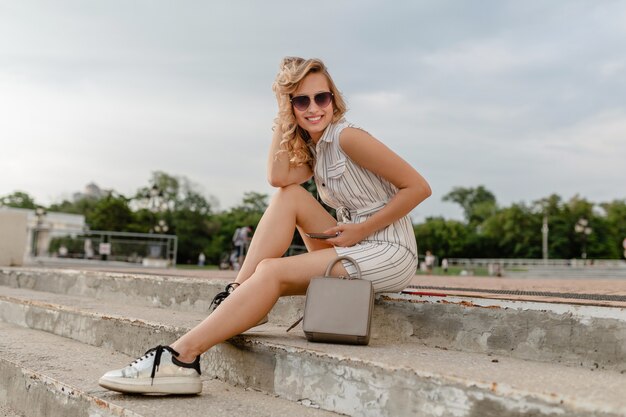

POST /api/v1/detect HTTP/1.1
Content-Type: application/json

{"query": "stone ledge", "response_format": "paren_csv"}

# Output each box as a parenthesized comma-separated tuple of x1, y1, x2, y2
(2, 268, 626, 370)
(0, 322, 340, 417)
(1, 291, 625, 417)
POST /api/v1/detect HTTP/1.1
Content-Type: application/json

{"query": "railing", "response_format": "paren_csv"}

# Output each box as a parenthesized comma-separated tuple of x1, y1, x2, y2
(35, 229, 177, 266)
(446, 258, 626, 268)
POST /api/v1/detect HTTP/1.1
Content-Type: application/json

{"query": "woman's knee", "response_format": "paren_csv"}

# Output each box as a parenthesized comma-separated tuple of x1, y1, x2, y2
(271, 184, 307, 204)
(254, 258, 282, 283)
(254, 258, 292, 291)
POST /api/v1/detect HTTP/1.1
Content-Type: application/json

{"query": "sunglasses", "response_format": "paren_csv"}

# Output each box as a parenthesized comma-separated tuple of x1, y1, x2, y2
(290, 92, 333, 111)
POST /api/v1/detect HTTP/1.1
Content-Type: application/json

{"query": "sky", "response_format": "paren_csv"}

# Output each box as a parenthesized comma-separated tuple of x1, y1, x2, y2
(1, 0, 625, 222)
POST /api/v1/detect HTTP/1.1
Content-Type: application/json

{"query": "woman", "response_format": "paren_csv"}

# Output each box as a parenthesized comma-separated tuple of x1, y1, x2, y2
(99, 57, 431, 395)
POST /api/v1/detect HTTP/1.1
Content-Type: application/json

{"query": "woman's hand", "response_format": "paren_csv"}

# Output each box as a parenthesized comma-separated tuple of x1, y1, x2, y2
(323, 223, 369, 247)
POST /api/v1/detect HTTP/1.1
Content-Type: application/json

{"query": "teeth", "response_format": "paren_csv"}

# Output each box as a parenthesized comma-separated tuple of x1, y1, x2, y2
(308, 116, 321, 121)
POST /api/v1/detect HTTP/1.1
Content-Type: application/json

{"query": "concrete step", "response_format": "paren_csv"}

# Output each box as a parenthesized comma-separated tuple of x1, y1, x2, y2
(0, 404, 24, 417)
(1, 287, 625, 416)
(2, 268, 626, 371)
(0, 322, 340, 417)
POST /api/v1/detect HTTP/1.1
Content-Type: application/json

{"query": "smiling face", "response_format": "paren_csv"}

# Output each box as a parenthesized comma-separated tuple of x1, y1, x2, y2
(292, 72, 334, 142)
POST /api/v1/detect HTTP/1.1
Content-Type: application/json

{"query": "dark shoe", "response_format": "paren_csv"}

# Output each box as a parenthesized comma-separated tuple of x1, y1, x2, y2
(99, 345, 202, 394)
(209, 282, 240, 312)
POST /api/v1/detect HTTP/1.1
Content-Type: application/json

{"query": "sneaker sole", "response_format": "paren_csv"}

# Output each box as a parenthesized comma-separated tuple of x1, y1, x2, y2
(98, 376, 202, 395)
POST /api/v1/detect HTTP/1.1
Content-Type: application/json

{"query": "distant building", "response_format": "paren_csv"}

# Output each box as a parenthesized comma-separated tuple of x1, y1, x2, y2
(0, 207, 85, 258)
(72, 182, 108, 202)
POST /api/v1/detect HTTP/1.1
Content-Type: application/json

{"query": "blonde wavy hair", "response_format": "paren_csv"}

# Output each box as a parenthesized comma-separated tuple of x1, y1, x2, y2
(272, 57, 347, 167)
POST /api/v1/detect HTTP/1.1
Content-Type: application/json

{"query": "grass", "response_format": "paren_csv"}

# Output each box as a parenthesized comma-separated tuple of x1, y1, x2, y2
(175, 264, 220, 270)
(416, 266, 490, 277)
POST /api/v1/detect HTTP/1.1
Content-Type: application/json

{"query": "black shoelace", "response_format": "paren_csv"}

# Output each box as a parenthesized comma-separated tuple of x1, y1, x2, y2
(209, 283, 239, 311)
(131, 345, 180, 385)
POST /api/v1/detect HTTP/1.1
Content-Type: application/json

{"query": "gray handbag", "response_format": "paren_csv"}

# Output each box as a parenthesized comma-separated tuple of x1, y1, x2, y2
(287, 256, 374, 345)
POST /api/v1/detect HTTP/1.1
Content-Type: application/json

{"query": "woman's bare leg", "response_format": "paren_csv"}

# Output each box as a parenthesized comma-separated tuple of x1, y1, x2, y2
(170, 184, 348, 363)
(233, 184, 338, 284)
(171, 247, 347, 363)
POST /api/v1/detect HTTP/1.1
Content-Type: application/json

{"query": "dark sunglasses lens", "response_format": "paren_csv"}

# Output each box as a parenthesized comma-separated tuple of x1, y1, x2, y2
(314, 92, 333, 108)
(291, 96, 311, 111)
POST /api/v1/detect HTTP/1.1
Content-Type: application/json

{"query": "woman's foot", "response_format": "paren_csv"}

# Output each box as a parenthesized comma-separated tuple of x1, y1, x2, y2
(98, 345, 202, 394)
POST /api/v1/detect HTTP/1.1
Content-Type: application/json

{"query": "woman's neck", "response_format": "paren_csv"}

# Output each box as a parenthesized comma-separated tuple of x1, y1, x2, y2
(308, 130, 323, 144)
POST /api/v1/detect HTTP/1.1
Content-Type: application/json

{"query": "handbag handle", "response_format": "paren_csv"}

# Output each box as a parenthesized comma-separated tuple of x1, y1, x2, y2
(325, 256, 362, 279)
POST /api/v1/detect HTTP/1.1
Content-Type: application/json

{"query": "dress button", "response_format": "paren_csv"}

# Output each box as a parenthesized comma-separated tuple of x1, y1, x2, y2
(322, 183, 326, 187)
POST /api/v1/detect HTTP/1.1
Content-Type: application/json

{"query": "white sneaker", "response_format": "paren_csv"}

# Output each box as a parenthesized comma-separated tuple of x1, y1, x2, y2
(99, 345, 202, 394)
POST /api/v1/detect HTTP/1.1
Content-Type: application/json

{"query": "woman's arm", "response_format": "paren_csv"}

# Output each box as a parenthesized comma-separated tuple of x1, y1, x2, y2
(267, 125, 313, 187)
(325, 127, 431, 247)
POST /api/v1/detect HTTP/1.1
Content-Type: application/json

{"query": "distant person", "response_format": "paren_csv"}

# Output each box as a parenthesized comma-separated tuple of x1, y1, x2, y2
(424, 250, 435, 273)
(99, 56, 431, 395)
(232, 226, 252, 269)
(84, 238, 94, 259)
(441, 258, 448, 274)
(197, 252, 206, 267)
(229, 249, 240, 271)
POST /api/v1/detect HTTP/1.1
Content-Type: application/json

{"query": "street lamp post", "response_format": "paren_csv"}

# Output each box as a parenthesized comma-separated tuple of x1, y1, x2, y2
(541, 206, 549, 263)
(147, 185, 166, 212)
(145, 185, 170, 233)
(574, 218, 592, 262)
(32, 208, 46, 257)
(144, 185, 170, 262)
(154, 219, 169, 234)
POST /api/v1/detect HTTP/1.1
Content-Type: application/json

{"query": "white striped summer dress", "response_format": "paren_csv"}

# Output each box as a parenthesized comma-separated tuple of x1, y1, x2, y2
(313, 118, 418, 293)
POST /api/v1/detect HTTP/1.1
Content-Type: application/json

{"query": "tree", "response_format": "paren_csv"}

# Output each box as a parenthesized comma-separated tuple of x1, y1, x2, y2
(443, 186, 497, 226)
(481, 203, 542, 258)
(48, 196, 100, 219)
(134, 171, 218, 213)
(203, 192, 270, 264)
(171, 208, 212, 264)
(0, 191, 37, 209)
(87, 194, 135, 231)
(600, 200, 626, 258)
(170, 186, 216, 263)
(413, 217, 472, 258)
(133, 172, 219, 264)
(545, 195, 593, 259)
(239, 191, 269, 214)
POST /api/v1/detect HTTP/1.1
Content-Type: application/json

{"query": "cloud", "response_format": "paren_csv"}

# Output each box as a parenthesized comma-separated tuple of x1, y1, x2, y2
(536, 109, 626, 162)
(419, 40, 553, 76)
(1, 0, 625, 220)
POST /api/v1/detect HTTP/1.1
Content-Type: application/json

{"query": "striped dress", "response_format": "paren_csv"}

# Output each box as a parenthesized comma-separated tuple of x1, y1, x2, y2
(313, 119, 418, 293)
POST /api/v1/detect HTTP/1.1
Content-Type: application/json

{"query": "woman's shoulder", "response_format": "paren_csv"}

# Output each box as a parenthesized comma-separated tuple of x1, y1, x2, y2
(330, 118, 352, 133)
(319, 120, 373, 152)
(320, 118, 351, 143)
(329, 117, 368, 134)
(338, 121, 372, 143)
